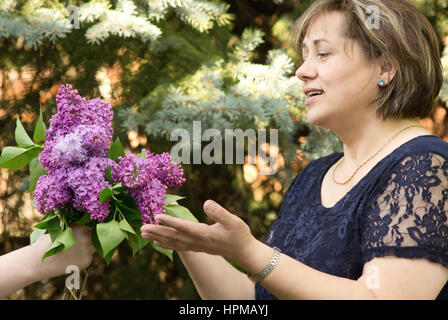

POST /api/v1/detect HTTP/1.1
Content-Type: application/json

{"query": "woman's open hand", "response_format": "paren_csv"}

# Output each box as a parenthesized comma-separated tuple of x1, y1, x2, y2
(141, 200, 257, 262)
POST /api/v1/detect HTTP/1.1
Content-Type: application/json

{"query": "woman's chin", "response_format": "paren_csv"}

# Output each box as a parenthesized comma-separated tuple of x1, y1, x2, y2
(306, 109, 327, 127)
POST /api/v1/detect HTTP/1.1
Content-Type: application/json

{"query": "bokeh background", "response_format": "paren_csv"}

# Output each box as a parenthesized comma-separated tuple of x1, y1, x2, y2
(0, 0, 447, 299)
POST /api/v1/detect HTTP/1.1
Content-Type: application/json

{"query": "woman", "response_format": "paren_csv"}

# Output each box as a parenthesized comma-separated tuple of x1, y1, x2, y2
(0, 225, 94, 298)
(141, 0, 448, 299)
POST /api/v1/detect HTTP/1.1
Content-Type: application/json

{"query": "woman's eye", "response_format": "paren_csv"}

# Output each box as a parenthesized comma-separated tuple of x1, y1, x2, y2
(301, 53, 329, 62)
(317, 52, 329, 58)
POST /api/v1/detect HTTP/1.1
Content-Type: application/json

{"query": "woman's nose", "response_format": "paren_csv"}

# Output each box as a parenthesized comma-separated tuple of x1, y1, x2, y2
(295, 59, 317, 82)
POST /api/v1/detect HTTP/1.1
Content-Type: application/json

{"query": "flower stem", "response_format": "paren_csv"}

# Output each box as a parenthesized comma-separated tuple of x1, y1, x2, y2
(78, 267, 90, 300)
(68, 288, 78, 300)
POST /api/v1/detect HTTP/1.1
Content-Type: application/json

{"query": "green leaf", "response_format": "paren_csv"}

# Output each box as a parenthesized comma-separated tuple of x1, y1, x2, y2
(128, 219, 143, 232)
(91, 227, 103, 256)
(42, 227, 76, 261)
(138, 150, 146, 158)
(28, 157, 46, 192)
(103, 247, 116, 265)
(112, 182, 123, 189)
(107, 138, 125, 162)
(74, 212, 91, 225)
(104, 167, 113, 184)
(112, 182, 125, 194)
(58, 227, 76, 248)
(117, 202, 142, 222)
(119, 218, 136, 234)
(40, 217, 62, 231)
(116, 194, 139, 209)
(150, 241, 173, 261)
(35, 211, 56, 223)
(99, 187, 113, 203)
(30, 228, 46, 244)
(0, 146, 42, 170)
(164, 194, 185, 205)
(48, 228, 61, 242)
(96, 220, 127, 257)
(163, 204, 199, 223)
(34, 212, 61, 230)
(42, 241, 64, 260)
(33, 108, 46, 143)
(128, 233, 151, 255)
(15, 118, 34, 147)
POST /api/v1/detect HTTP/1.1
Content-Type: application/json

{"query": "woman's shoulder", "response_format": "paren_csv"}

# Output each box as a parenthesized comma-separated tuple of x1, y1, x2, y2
(402, 134, 448, 156)
(370, 135, 448, 196)
(388, 135, 448, 169)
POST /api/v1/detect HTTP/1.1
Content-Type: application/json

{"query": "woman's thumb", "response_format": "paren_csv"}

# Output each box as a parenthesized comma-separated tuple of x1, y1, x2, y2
(203, 200, 234, 227)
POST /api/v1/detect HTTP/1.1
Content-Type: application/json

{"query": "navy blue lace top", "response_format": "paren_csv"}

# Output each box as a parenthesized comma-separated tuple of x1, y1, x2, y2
(255, 135, 448, 300)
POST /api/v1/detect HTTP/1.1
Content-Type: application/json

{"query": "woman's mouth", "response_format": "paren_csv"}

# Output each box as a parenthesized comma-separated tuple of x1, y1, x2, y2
(305, 91, 324, 105)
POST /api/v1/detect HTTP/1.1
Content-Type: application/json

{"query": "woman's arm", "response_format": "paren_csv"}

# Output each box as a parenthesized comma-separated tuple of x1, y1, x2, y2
(0, 242, 43, 297)
(177, 251, 255, 299)
(241, 238, 448, 299)
(142, 200, 448, 300)
(0, 225, 95, 298)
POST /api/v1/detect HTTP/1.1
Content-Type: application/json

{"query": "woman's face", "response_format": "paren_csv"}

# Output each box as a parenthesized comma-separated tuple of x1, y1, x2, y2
(296, 11, 381, 128)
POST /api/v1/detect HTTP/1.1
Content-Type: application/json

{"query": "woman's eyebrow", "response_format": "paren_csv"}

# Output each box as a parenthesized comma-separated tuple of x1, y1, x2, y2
(300, 38, 331, 49)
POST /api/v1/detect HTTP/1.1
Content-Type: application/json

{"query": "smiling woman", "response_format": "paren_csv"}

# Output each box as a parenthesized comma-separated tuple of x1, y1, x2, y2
(292, 0, 443, 122)
(141, 0, 448, 300)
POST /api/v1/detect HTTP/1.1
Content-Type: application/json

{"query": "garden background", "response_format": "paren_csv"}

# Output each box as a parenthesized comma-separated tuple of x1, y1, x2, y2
(0, 0, 447, 299)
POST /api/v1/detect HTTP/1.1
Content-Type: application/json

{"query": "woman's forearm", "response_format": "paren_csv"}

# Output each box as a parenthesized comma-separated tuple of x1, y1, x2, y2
(0, 245, 40, 298)
(177, 251, 255, 300)
(0, 228, 94, 298)
(235, 239, 376, 300)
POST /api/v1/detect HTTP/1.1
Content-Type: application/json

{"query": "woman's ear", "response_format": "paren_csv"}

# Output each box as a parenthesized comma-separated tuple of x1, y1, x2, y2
(378, 55, 397, 84)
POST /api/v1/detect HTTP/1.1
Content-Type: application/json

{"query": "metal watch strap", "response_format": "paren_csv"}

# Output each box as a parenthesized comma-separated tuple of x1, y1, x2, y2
(247, 247, 281, 283)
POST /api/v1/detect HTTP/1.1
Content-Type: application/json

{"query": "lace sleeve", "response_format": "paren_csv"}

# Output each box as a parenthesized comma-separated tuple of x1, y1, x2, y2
(360, 152, 448, 269)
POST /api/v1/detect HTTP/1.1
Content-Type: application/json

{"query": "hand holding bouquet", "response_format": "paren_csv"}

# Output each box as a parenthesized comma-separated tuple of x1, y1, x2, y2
(0, 84, 197, 264)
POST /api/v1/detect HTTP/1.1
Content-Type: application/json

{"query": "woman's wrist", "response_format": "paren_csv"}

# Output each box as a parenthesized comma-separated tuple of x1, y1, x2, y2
(233, 238, 275, 276)
(21, 243, 46, 284)
(26, 235, 55, 282)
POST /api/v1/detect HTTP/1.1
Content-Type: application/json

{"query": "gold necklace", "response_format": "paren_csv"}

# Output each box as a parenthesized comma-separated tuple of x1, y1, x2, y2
(332, 124, 424, 185)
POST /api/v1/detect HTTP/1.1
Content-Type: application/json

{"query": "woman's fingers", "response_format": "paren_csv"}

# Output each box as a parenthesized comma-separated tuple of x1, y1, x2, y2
(154, 214, 203, 235)
(141, 224, 192, 247)
(140, 201, 242, 255)
(203, 200, 238, 228)
(153, 241, 174, 250)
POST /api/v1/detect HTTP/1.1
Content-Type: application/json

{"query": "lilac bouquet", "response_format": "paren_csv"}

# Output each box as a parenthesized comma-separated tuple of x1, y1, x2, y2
(0, 84, 196, 263)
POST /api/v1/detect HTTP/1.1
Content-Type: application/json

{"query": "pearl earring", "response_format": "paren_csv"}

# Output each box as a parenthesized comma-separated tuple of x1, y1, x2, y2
(379, 80, 385, 86)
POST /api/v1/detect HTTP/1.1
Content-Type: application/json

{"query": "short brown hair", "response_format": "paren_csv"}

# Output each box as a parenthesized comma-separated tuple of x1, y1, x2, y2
(291, 0, 443, 121)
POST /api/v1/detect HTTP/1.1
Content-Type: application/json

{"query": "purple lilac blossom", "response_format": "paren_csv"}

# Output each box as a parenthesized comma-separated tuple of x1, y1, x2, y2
(82, 98, 114, 139)
(45, 84, 88, 141)
(39, 85, 114, 172)
(67, 158, 116, 222)
(74, 125, 110, 158)
(112, 150, 185, 224)
(39, 125, 110, 171)
(129, 179, 167, 224)
(34, 168, 72, 215)
(111, 152, 153, 189)
(35, 84, 115, 221)
(46, 85, 113, 142)
(49, 133, 88, 168)
(35, 84, 186, 225)
(148, 151, 186, 187)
